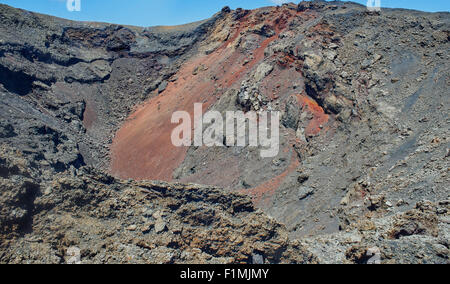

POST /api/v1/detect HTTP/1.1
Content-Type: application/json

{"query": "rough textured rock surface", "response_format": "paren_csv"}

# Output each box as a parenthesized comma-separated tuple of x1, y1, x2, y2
(0, 1, 449, 263)
(0, 144, 315, 263)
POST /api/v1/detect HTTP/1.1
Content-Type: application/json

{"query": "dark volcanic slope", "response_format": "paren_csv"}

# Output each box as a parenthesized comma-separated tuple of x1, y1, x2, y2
(0, 3, 224, 171)
(0, 2, 449, 264)
(111, 1, 450, 243)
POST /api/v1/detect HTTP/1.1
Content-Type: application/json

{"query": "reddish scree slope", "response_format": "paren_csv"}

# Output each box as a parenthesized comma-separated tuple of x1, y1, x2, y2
(110, 7, 329, 204)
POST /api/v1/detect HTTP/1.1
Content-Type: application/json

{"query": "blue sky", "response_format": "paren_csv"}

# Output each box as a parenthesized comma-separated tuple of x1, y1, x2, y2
(0, 0, 448, 27)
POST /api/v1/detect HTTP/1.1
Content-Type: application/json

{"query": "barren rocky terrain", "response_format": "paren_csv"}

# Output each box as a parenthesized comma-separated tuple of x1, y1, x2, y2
(0, 1, 449, 263)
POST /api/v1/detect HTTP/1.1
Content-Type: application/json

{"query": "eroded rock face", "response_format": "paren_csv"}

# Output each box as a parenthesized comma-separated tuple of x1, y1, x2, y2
(0, 2, 449, 263)
(0, 144, 316, 264)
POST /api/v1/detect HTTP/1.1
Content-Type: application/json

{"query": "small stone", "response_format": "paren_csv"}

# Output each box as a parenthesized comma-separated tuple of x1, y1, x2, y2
(32, 81, 51, 90)
(141, 223, 153, 234)
(44, 187, 52, 195)
(253, 63, 273, 82)
(366, 247, 381, 264)
(324, 50, 337, 61)
(66, 246, 81, 264)
(192, 65, 207, 75)
(303, 51, 323, 71)
(328, 43, 338, 49)
(152, 211, 162, 219)
(158, 81, 168, 93)
(192, 66, 200, 75)
(436, 208, 447, 215)
(433, 244, 449, 258)
(367, 195, 385, 211)
(373, 54, 383, 62)
(141, 208, 153, 217)
(298, 186, 314, 200)
(297, 173, 309, 184)
(252, 253, 264, 264)
(127, 225, 137, 231)
(154, 220, 167, 233)
(361, 59, 372, 69)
